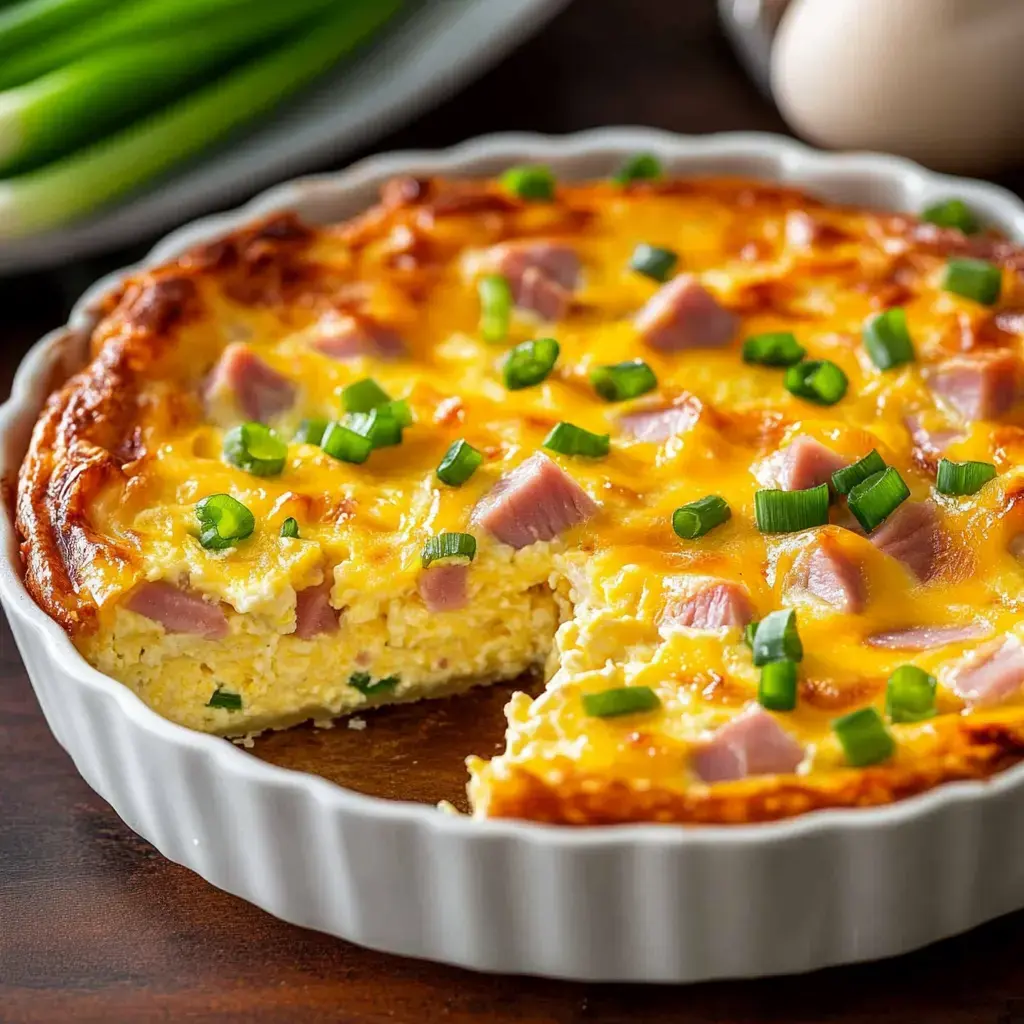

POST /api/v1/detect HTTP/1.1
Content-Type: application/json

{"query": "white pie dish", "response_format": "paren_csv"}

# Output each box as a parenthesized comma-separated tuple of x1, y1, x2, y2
(4, 128, 1024, 982)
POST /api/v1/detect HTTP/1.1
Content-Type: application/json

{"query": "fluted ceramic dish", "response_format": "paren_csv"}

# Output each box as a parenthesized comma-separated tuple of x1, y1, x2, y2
(4, 129, 1024, 983)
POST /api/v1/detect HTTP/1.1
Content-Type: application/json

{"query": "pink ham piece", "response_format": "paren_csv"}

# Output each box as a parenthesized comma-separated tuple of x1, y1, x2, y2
(472, 453, 598, 549)
(799, 538, 865, 614)
(418, 563, 469, 612)
(904, 414, 963, 456)
(870, 501, 940, 582)
(293, 581, 339, 639)
(778, 435, 848, 492)
(619, 397, 702, 442)
(692, 705, 804, 783)
(125, 581, 228, 639)
(951, 637, 1024, 708)
(634, 275, 739, 352)
(313, 314, 405, 361)
(866, 624, 991, 651)
(490, 241, 581, 321)
(661, 580, 754, 631)
(930, 351, 1019, 422)
(204, 343, 295, 422)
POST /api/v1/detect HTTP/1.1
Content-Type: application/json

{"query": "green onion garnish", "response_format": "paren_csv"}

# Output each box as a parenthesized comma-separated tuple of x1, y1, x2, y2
(582, 686, 661, 718)
(758, 660, 798, 712)
(921, 199, 980, 235)
(478, 274, 513, 343)
(832, 449, 886, 496)
(543, 421, 611, 458)
(847, 468, 910, 532)
(783, 359, 848, 405)
(195, 494, 255, 550)
(613, 153, 662, 185)
(280, 517, 299, 539)
(342, 377, 391, 414)
(751, 609, 803, 666)
(742, 331, 806, 367)
(501, 165, 555, 202)
(436, 439, 484, 487)
(589, 359, 658, 402)
(503, 336, 560, 390)
(349, 672, 399, 697)
(321, 422, 373, 464)
(942, 257, 1002, 306)
(754, 484, 829, 533)
(294, 418, 329, 446)
(935, 458, 996, 496)
(885, 665, 937, 725)
(863, 307, 915, 370)
(629, 243, 678, 283)
(743, 620, 759, 650)
(206, 688, 242, 711)
(832, 707, 895, 767)
(223, 422, 287, 477)
(345, 408, 404, 449)
(421, 531, 477, 568)
(672, 496, 731, 540)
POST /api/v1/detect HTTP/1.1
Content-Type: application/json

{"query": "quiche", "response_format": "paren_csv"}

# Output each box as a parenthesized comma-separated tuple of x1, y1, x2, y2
(18, 162, 1024, 825)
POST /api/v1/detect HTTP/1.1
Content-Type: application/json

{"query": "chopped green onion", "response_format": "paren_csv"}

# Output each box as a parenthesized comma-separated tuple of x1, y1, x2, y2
(436, 439, 484, 487)
(758, 660, 798, 712)
(921, 199, 980, 235)
(421, 532, 477, 568)
(206, 687, 242, 711)
(342, 378, 391, 414)
(847, 468, 910, 533)
(582, 686, 661, 718)
(885, 665, 937, 725)
(743, 620, 759, 650)
(672, 496, 731, 540)
(754, 484, 829, 533)
(223, 422, 287, 477)
(832, 449, 886, 496)
(501, 165, 555, 202)
(349, 672, 399, 697)
(589, 359, 658, 402)
(783, 359, 848, 405)
(321, 422, 372, 464)
(543, 422, 611, 458)
(345, 408, 404, 449)
(935, 458, 997, 496)
(942, 257, 1002, 306)
(742, 331, 806, 367)
(863, 307, 915, 370)
(629, 243, 678, 283)
(751, 609, 803, 666)
(832, 707, 895, 767)
(294, 418, 329, 446)
(613, 153, 662, 185)
(195, 494, 255, 550)
(280, 517, 300, 539)
(503, 336, 560, 390)
(478, 274, 513, 343)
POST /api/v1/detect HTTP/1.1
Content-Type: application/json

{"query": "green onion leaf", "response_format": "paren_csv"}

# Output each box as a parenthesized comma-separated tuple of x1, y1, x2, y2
(195, 494, 255, 550)
(223, 422, 287, 477)
(743, 620, 759, 650)
(629, 243, 678, 283)
(349, 672, 399, 697)
(672, 495, 731, 540)
(280, 517, 300, 539)
(885, 665, 937, 724)
(751, 609, 803, 666)
(501, 165, 555, 201)
(436, 439, 484, 487)
(421, 532, 477, 568)
(613, 153, 662, 185)
(342, 378, 391, 414)
(783, 359, 848, 405)
(294, 418, 329, 446)
(345, 408, 404, 449)
(206, 687, 242, 711)
(589, 359, 658, 402)
(478, 274, 513, 343)
(921, 199, 980, 235)
(742, 331, 806, 367)
(543, 422, 610, 458)
(942, 257, 1002, 306)
(754, 484, 829, 533)
(758, 660, 799, 712)
(935, 458, 997, 496)
(832, 449, 886, 496)
(582, 686, 661, 718)
(321, 422, 373, 464)
(832, 707, 895, 767)
(863, 307, 915, 370)
(847, 468, 910, 533)
(503, 336, 560, 390)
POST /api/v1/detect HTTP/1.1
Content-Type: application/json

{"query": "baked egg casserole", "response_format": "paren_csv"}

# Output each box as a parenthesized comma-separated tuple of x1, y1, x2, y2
(18, 161, 1024, 824)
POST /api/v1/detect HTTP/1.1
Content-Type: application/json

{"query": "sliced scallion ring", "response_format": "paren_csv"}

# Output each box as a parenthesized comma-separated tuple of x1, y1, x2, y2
(478, 274, 513, 343)
(863, 307, 915, 370)
(935, 458, 996, 496)
(921, 198, 980, 235)
(672, 495, 731, 540)
(832, 707, 895, 767)
(501, 164, 555, 201)
(758, 660, 798, 712)
(342, 377, 390, 414)
(885, 665, 937, 724)
(421, 531, 477, 568)
(345, 408, 404, 449)
(613, 153, 662, 185)
(751, 609, 803, 666)
(743, 620, 759, 650)
(279, 517, 299, 539)
(582, 686, 661, 718)
(543, 421, 610, 458)
(206, 687, 242, 711)
(847, 467, 910, 533)
(742, 331, 806, 367)
(195, 494, 255, 550)
(629, 243, 678, 283)
(783, 359, 848, 405)
(223, 422, 287, 477)
(321, 422, 373, 464)
(832, 449, 886, 496)
(942, 257, 1002, 306)
(754, 483, 829, 533)
(589, 359, 657, 402)
(293, 417, 329, 446)
(503, 336, 560, 390)
(436, 439, 484, 487)
(349, 672, 399, 696)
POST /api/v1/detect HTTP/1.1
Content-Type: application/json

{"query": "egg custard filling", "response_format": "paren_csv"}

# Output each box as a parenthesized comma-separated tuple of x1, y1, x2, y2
(18, 166, 1024, 824)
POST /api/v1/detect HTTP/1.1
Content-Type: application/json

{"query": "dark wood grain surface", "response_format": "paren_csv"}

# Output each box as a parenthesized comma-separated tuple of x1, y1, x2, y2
(6, 1, 1024, 1021)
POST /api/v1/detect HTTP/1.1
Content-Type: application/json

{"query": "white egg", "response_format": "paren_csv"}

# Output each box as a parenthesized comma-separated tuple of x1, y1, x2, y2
(771, 0, 1024, 173)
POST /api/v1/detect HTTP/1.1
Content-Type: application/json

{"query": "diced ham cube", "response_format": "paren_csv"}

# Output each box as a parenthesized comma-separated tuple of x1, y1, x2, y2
(203, 343, 295, 422)
(870, 501, 940, 582)
(799, 537, 865, 613)
(490, 240, 581, 321)
(293, 581, 339, 639)
(930, 351, 1019, 422)
(661, 579, 754, 631)
(125, 581, 228, 639)
(619, 397, 702, 442)
(951, 636, 1024, 708)
(417, 563, 469, 612)
(691, 705, 804, 783)
(313, 313, 406, 360)
(635, 275, 739, 352)
(866, 624, 991, 651)
(472, 453, 598, 549)
(778, 435, 848, 492)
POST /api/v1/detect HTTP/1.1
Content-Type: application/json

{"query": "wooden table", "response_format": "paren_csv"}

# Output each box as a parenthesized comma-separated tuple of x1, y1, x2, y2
(5, 1, 1024, 1020)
